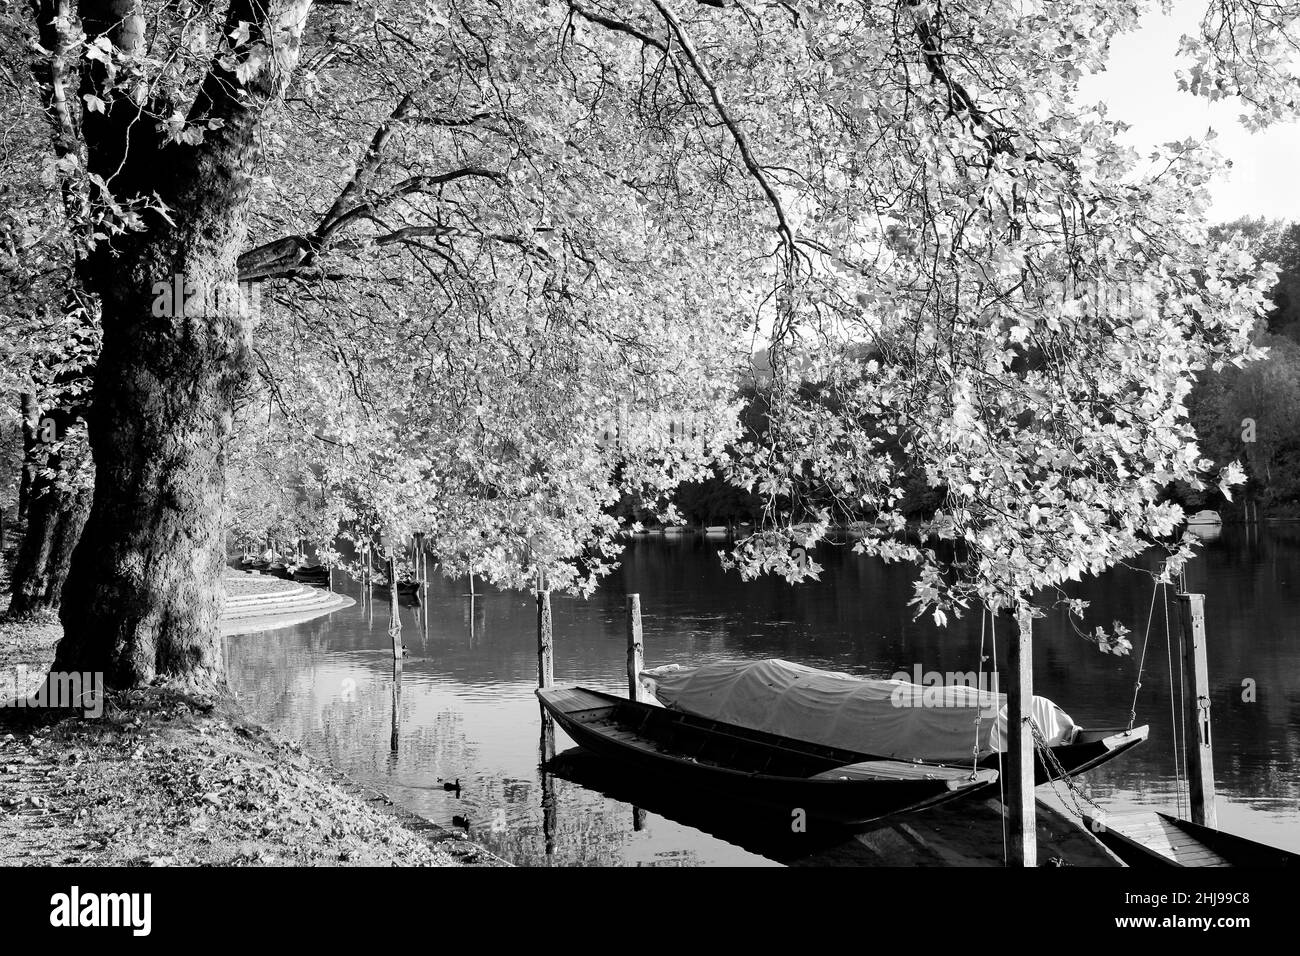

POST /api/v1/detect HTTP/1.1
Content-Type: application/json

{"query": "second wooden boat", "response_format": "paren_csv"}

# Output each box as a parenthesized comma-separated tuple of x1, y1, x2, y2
(537, 686, 998, 828)
(292, 565, 331, 584)
(369, 578, 421, 604)
(1082, 810, 1299, 867)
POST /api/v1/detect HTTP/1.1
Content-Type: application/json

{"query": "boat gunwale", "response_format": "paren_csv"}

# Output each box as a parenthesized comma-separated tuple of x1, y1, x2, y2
(538, 686, 997, 790)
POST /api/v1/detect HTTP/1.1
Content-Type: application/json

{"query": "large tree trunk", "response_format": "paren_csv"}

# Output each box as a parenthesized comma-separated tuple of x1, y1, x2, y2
(54, 259, 245, 689)
(50, 0, 311, 691)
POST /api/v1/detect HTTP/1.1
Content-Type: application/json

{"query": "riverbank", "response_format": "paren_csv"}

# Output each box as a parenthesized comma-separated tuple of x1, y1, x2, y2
(0, 609, 502, 867)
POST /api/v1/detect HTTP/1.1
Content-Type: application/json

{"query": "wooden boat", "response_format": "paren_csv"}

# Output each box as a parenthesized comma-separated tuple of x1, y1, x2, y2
(369, 578, 421, 604)
(537, 686, 998, 828)
(292, 565, 331, 585)
(1082, 810, 1300, 867)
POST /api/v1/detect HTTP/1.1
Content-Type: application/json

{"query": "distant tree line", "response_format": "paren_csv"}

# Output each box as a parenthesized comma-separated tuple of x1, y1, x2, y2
(613, 218, 1300, 530)
(1184, 219, 1300, 516)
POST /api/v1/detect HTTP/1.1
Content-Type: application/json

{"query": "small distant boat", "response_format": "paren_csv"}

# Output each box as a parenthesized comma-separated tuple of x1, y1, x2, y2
(292, 565, 331, 585)
(661, 525, 688, 536)
(1082, 811, 1300, 867)
(1186, 510, 1222, 526)
(704, 525, 728, 537)
(370, 578, 420, 602)
(537, 686, 998, 827)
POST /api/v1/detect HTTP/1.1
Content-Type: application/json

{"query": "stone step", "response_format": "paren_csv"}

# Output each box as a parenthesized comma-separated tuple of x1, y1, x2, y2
(224, 586, 322, 609)
(222, 592, 341, 619)
(219, 571, 355, 637)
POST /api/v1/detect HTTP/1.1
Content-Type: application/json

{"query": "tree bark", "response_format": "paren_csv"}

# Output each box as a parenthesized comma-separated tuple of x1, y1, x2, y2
(18, 393, 39, 519)
(9, 390, 95, 618)
(54, 263, 244, 689)
(50, 0, 312, 691)
(7, 474, 91, 618)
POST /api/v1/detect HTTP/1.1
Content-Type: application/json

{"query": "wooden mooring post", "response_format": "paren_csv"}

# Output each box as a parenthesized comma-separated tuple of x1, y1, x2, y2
(626, 593, 645, 702)
(537, 569, 555, 761)
(418, 533, 428, 597)
(363, 541, 373, 604)
(1176, 592, 1218, 828)
(537, 572, 554, 689)
(1005, 605, 1037, 867)
(388, 553, 402, 659)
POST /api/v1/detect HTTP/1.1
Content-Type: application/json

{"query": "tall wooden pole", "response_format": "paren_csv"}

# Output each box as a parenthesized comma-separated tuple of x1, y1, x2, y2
(537, 571, 553, 690)
(626, 594, 645, 702)
(537, 568, 555, 765)
(1177, 592, 1217, 828)
(418, 533, 428, 597)
(364, 541, 372, 605)
(1005, 605, 1037, 867)
(389, 553, 402, 659)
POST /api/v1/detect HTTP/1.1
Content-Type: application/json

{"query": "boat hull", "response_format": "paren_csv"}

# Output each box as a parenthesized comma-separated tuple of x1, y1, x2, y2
(538, 686, 996, 828)
(1084, 810, 1300, 867)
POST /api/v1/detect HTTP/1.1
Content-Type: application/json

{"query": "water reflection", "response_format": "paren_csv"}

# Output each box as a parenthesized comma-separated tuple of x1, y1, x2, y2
(226, 526, 1300, 864)
(390, 658, 402, 756)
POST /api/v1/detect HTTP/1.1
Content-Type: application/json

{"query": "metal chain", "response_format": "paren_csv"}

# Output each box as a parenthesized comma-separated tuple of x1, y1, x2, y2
(1031, 721, 1107, 821)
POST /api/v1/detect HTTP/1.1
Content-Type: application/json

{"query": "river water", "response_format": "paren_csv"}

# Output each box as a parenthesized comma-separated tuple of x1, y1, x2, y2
(225, 526, 1300, 865)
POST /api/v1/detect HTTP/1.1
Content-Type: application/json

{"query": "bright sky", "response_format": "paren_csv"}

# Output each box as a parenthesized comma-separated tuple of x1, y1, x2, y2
(1078, 1, 1300, 223)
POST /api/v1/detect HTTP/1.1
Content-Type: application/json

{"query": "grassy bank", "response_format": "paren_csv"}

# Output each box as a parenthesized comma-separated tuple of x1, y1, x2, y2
(0, 610, 501, 867)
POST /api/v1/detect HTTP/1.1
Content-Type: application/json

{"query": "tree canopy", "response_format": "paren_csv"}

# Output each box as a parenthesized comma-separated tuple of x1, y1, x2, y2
(2, 0, 1298, 684)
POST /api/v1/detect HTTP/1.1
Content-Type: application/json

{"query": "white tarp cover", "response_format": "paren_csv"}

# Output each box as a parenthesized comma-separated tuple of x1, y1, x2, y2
(641, 659, 1077, 763)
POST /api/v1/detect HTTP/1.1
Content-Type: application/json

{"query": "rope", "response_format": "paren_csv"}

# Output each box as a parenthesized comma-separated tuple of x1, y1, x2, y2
(990, 608, 1007, 867)
(1127, 577, 1160, 731)
(971, 609, 988, 780)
